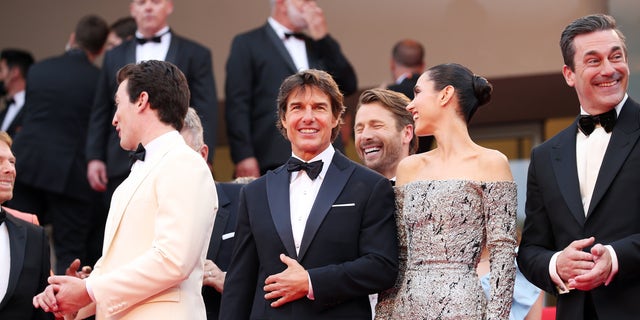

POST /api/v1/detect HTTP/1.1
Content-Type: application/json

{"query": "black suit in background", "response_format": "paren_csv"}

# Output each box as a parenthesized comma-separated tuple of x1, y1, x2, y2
(0, 99, 25, 138)
(220, 151, 398, 320)
(86, 31, 218, 194)
(387, 72, 433, 153)
(225, 23, 357, 174)
(518, 98, 640, 319)
(0, 213, 53, 320)
(10, 49, 102, 274)
(203, 182, 243, 320)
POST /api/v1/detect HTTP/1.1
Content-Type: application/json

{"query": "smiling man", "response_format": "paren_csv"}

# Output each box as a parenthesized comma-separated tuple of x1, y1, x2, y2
(354, 88, 417, 181)
(518, 14, 640, 320)
(220, 69, 397, 320)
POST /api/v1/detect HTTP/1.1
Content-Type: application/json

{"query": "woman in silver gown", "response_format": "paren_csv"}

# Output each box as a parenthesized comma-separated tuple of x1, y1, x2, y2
(375, 63, 518, 320)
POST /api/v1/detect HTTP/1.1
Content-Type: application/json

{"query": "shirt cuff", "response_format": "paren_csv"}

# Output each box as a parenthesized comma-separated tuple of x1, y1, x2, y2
(604, 245, 618, 285)
(85, 278, 96, 302)
(549, 251, 571, 294)
(306, 273, 315, 300)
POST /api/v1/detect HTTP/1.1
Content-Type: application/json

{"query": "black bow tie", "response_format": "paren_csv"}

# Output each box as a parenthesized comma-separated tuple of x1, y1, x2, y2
(136, 30, 170, 45)
(5, 98, 15, 107)
(0, 208, 5, 226)
(284, 32, 305, 40)
(129, 143, 146, 168)
(577, 108, 617, 136)
(287, 157, 323, 180)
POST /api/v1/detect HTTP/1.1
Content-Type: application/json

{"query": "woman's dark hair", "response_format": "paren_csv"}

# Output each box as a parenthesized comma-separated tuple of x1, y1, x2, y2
(427, 63, 492, 123)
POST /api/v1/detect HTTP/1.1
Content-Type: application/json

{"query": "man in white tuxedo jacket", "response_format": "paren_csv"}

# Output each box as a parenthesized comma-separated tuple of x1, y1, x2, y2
(33, 60, 217, 320)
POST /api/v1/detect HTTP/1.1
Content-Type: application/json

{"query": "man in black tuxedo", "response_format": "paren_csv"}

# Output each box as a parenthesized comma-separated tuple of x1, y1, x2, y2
(385, 39, 433, 153)
(220, 69, 398, 320)
(0, 131, 52, 320)
(225, 0, 357, 177)
(86, 0, 218, 201)
(0, 49, 34, 137)
(518, 14, 640, 320)
(9, 15, 109, 274)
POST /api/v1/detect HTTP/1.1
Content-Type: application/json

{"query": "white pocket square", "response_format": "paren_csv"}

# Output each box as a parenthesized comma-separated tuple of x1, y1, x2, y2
(331, 203, 355, 207)
(222, 232, 235, 240)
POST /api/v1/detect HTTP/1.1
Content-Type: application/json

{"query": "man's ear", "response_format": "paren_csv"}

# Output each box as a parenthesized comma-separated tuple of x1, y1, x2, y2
(136, 91, 150, 112)
(562, 65, 576, 87)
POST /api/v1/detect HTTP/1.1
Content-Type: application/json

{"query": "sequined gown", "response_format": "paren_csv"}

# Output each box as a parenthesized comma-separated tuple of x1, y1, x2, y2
(375, 180, 517, 320)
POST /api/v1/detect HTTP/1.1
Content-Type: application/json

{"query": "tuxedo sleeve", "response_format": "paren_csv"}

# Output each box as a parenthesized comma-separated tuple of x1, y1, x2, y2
(185, 45, 218, 163)
(517, 148, 559, 294)
(224, 35, 256, 164)
(309, 35, 357, 96)
(306, 177, 398, 310)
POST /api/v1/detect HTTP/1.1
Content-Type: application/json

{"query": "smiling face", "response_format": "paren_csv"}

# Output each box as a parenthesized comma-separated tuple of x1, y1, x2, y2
(406, 73, 440, 136)
(563, 29, 629, 115)
(0, 139, 15, 204)
(281, 86, 338, 161)
(354, 102, 410, 178)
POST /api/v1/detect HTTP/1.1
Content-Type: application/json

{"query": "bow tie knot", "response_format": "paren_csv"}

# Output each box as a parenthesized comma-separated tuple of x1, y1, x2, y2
(578, 108, 617, 136)
(128, 143, 146, 168)
(287, 157, 323, 180)
(284, 32, 305, 40)
(5, 98, 15, 107)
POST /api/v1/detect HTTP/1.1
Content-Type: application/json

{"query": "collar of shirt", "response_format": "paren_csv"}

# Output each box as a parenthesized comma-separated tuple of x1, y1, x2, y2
(289, 144, 335, 182)
(135, 26, 171, 44)
(130, 130, 181, 171)
(579, 93, 627, 117)
(9, 90, 25, 108)
(135, 26, 172, 63)
(268, 17, 296, 40)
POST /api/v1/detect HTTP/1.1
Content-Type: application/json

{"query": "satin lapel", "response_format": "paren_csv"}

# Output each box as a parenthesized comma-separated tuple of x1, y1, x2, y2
(0, 216, 27, 308)
(551, 122, 587, 226)
(208, 185, 231, 260)
(588, 99, 640, 217)
(102, 139, 180, 253)
(266, 166, 297, 258)
(298, 152, 354, 261)
(165, 33, 180, 63)
(263, 24, 297, 74)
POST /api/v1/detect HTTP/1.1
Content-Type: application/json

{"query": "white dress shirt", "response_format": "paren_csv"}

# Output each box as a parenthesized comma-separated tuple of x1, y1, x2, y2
(268, 17, 309, 72)
(0, 220, 9, 302)
(135, 26, 171, 63)
(289, 145, 334, 255)
(1, 90, 25, 131)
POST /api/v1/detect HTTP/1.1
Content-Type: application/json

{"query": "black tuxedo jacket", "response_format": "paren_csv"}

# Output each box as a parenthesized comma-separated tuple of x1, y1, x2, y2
(203, 182, 244, 320)
(86, 32, 218, 178)
(518, 98, 640, 319)
(12, 50, 99, 201)
(0, 214, 52, 320)
(219, 151, 398, 320)
(224, 23, 357, 172)
(0, 102, 25, 138)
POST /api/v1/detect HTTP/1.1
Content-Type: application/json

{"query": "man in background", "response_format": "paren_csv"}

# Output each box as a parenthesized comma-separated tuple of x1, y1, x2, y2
(385, 39, 432, 152)
(0, 49, 34, 137)
(9, 15, 108, 274)
(86, 0, 218, 204)
(225, 0, 357, 177)
(105, 16, 137, 51)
